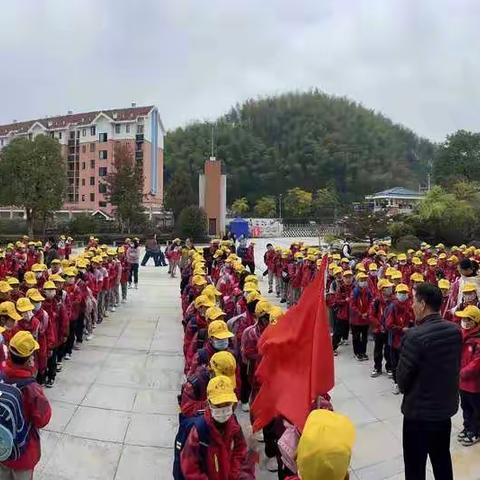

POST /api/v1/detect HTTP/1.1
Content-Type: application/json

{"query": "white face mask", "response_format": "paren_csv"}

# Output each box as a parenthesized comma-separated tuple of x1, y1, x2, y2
(35, 272, 43, 279)
(358, 281, 367, 288)
(464, 293, 477, 303)
(213, 338, 229, 351)
(22, 311, 34, 322)
(397, 293, 408, 302)
(210, 405, 233, 424)
(44, 290, 56, 299)
(461, 319, 476, 330)
(383, 288, 393, 296)
(33, 302, 41, 312)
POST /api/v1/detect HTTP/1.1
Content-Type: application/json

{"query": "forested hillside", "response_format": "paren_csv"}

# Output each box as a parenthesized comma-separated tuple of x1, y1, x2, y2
(164, 90, 435, 203)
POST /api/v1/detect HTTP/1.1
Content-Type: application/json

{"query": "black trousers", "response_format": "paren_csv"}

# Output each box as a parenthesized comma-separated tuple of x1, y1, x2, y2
(263, 419, 279, 459)
(460, 390, 480, 435)
(403, 418, 453, 480)
(351, 324, 369, 356)
(332, 318, 349, 350)
(373, 332, 392, 372)
(242, 260, 255, 274)
(390, 347, 400, 383)
(76, 312, 85, 342)
(47, 348, 59, 382)
(65, 320, 77, 355)
(129, 263, 139, 284)
(240, 361, 252, 404)
(141, 251, 159, 266)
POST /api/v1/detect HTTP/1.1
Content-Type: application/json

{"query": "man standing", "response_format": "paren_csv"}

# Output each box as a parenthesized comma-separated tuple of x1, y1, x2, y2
(397, 283, 462, 480)
(141, 234, 160, 267)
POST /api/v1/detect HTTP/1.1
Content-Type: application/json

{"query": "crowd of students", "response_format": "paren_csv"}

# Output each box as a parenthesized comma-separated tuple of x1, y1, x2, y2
(0, 235, 138, 478)
(174, 238, 480, 479)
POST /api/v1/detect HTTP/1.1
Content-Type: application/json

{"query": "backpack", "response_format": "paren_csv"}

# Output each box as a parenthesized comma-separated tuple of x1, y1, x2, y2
(196, 328, 207, 351)
(0, 377, 35, 461)
(173, 412, 210, 480)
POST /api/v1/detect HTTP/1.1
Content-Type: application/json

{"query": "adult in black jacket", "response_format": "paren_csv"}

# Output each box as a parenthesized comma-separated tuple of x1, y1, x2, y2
(397, 283, 462, 480)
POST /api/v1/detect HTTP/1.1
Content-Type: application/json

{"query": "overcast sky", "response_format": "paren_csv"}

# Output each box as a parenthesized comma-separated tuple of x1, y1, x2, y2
(1, 0, 479, 141)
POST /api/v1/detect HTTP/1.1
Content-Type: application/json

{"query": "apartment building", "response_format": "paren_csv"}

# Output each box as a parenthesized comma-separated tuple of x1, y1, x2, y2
(0, 104, 164, 220)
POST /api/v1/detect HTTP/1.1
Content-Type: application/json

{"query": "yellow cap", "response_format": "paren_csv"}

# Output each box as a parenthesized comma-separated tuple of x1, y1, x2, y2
(63, 267, 76, 277)
(356, 272, 368, 281)
(255, 299, 272, 317)
(194, 295, 214, 309)
(43, 280, 57, 290)
(355, 264, 366, 272)
(0, 301, 21, 321)
(342, 270, 353, 277)
(210, 351, 237, 387)
(462, 283, 477, 294)
(412, 257, 423, 266)
(31, 263, 47, 272)
(427, 258, 438, 266)
(397, 253, 407, 261)
(26, 288, 45, 302)
(207, 375, 237, 405)
(243, 282, 258, 293)
(49, 274, 65, 283)
(448, 255, 459, 263)
(368, 263, 378, 271)
(246, 290, 262, 304)
(9, 331, 40, 357)
(192, 275, 207, 286)
(456, 305, 480, 323)
(410, 272, 424, 283)
(269, 306, 284, 325)
(23, 271, 37, 286)
(0, 281, 12, 294)
(377, 279, 394, 290)
(385, 267, 396, 278)
(7, 277, 20, 287)
(203, 284, 221, 297)
(332, 266, 343, 276)
(208, 320, 234, 339)
(390, 270, 402, 280)
(205, 306, 226, 321)
(437, 279, 450, 290)
(16, 297, 34, 313)
(436, 243, 445, 249)
(50, 259, 61, 265)
(297, 409, 355, 480)
(395, 283, 409, 293)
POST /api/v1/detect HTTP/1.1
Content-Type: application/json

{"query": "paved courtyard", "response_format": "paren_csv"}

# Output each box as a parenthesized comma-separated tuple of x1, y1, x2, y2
(37, 240, 480, 480)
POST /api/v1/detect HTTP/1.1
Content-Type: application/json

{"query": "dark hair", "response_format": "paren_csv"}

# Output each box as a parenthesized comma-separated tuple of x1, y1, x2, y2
(9, 351, 29, 365)
(414, 283, 443, 312)
(459, 259, 479, 276)
(266, 243, 273, 248)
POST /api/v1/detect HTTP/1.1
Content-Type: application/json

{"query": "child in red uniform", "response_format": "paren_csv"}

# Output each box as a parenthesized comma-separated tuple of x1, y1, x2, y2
(264, 243, 276, 294)
(331, 270, 353, 355)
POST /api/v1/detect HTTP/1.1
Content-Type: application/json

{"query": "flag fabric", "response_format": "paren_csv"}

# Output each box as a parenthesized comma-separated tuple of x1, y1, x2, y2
(251, 256, 334, 431)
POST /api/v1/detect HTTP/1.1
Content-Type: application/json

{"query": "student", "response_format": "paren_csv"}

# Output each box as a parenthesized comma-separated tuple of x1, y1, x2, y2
(264, 244, 276, 294)
(349, 272, 372, 361)
(0, 331, 52, 478)
(180, 376, 247, 479)
(331, 270, 354, 355)
(455, 305, 480, 446)
(126, 238, 141, 287)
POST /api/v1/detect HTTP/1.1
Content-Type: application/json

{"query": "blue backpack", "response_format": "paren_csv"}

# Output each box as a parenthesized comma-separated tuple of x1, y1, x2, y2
(0, 377, 35, 461)
(172, 413, 210, 480)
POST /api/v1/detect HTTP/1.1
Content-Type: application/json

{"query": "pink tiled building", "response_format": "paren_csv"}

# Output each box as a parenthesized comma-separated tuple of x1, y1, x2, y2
(0, 104, 164, 220)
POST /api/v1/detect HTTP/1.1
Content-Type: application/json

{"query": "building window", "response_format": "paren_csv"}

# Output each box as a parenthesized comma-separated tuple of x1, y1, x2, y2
(90, 143, 95, 152)
(82, 162, 86, 170)
(50, 132, 55, 138)
(90, 193, 95, 202)
(82, 129, 87, 137)
(76, 130, 80, 138)
(0, 139, 3, 146)
(81, 178, 85, 186)
(70, 131, 75, 139)
(90, 159, 95, 168)
(137, 124, 144, 134)
(82, 145, 86, 153)
(115, 124, 121, 134)
(99, 167, 107, 177)
(99, 201, 107, 208)
(90, 126, 96, 136)
(126, 124, 130, 133)
(99, 183, 107, 193)
(81, 194, 85, 202)
(90, 177, 95, 186)
(99, 133, 108, 142)
(99, 150, 108, 160)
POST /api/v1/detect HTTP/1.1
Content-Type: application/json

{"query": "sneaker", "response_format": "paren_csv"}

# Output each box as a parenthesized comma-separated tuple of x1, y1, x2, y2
(64, 353, 71, 360)
(254, 430, 264, 442)
(45, 379, 54, 388)
(241, 402, 250, 412)
(460, 433, 480, 446)
(343, 340, 349, 346)
(73, 343, 81, 351)
(56, 364, 63, 373)
(387, 370, 393, 378)
(392, 383, 400, 395)
(86, 334, 93, 341)
(280, 298, 286, 304)
(134, 284, 138, 289)
(268, 289, 273, 294)
(104, 312, 109, 318)
(457, 429, 469, 441)
(355, 355, 363, 362)
(362, 354, 369, 361)
(266, 457, 278, 472)
(128, 283, 132, 289)
(110, 307, 116, 313)
(122, 299, 127, 303)
(370, 369, 382, 378)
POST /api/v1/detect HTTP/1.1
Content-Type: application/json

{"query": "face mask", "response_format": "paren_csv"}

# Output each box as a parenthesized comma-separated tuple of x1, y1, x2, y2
(79, 269, 86, 274)
(210, 405, 233, 424)
(383, 288, 393, 296)
(397, 293, 408, 302)
(22, 311, 33, 322)
(358, 281, 367, 288)
(33, 302, 41, 312)
(45, 290, 56, 299)
(67, 277, 75, 285)
(35, 272, 43, 279)
(369, 271, 378, 277)
(399, 261, 406, 266)
(464, 293, 477, 303)
(461, 319, 476, 330)
(213, 338, 229, 351)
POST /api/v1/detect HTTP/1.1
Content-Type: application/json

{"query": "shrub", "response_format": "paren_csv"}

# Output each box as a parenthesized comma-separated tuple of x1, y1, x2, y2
(176, 205, 208, 241)
(388, 221, 415, 245)
(395, 234, 422, 252)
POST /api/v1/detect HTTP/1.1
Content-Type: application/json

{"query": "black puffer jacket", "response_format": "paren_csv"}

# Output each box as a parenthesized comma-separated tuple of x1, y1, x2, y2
(397, 313, 462, 421)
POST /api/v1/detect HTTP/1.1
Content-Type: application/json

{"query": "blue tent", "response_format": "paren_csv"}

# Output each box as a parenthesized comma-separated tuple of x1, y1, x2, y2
(228, 217, 250, 239)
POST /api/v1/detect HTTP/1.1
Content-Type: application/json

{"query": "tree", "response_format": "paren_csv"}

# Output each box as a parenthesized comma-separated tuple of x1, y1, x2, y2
(254, 196, 277, 217)
(340, 208, 391, 244)
(164, 170, 196, 221)
(0, 135, 66, 236)
(313, 187, 339, 221)
(104, 143, 146, 233)
(284, 188, 313, 218)
(176, 205, 207, 240)
(434, 130, 480, 184)
(231, 197, 249, 216)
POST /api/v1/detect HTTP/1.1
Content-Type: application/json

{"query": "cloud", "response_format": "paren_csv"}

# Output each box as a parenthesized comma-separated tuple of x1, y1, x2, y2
(1, 0, 479, 141)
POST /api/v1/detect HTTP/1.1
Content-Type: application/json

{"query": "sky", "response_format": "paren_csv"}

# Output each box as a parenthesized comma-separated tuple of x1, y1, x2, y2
(1, 0, 480, 141)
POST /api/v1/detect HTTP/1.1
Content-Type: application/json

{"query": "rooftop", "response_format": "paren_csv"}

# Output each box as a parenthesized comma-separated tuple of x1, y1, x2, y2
(368, 187, 424, 198)
(0, 105, 154, 136)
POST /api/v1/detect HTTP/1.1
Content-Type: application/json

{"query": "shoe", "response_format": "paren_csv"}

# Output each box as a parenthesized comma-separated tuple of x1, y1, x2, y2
(266, 457, 278, 472)
(343, 340, 349, 346)
(280, 299, 286, 304)
(128, 283, 132, 289)
(355, 355, 363, 362)
(392, 383, 400, 395)
(93, 324, 97, 329)
(73, 343, 81, 350)
(268, 289, 273, 294)
(134, 284, 138, 289)
(460, 433, 480, 446)
(254, 430, 264, 442)
(241, 402, 250, 412)
(45, 379, 54, 388)
(122, 299, 126, 303)
(387, 370, 393, 378)
(110, 307, 116, 313)
(333, 350, 338, 356)
(64, 353, 71, 360)
(86, 334, 93, 341)
(457, 429, 469, 441)
(370, 369, 382, 378)
(104, 312, 109, 318)
(56, 364, 63, 373)
(362, 354, 369, 361)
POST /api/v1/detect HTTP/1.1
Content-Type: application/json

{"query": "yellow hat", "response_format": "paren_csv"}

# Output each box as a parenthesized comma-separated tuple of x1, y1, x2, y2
(31, 263, 47, 272)
(61, 259, 70, 269)
(208, 320, 234, 339)
(332, 253, 341, 260)
(207, 375, 237, 405)
(194, 295, 214, 309)
(210, 352, 237, 387)
(246, 290, 262, 304)
(6, 277, 20, 287)
(456, 305, 480, 323)
(462, 283, 477, 294)
(9, 331, 40, 357)
(377, 250, 386, 256)
(243, 282, 258, 293)
(192, 275, 207, 286)
(368, 263, 378, 271)
(377, 279, 394, 290)
(410, 272, 424, 283)
(356, 272, 368, 280)
(255, 299, 272, 317)
(50, 259, 61, 265)
(107, 248, 117, 256)
(205, 306, 226, 321)
(412, 257, 422, 266)
(332, 266, 343, 276)
(387, 253, 397, 260)
(294, 252, 304, 260)
(16, 297, 34, 313)
(438, 279, 450, 290)
(297, 409, 355, 480)
(0, 281, 12, 294)
(203, 284, 221, 297)
(395, 283, 409, 293)
(0, 301, 21, 321)
(448, 255, 459, 263)
(26, 288, 45, 302)
(50, 274, 65, 283)
(385, 267, 396, 278)
(436, 243, 445, 249)
(342, 270, 353, 277)
(77, 259, 88, 268)
(355, 264, 366, 272)
(439, 253, 447, 259)
(397, 253, 407, 261)
(427, 258, 438, 266)
(269, 306, 284, 325)
(390, 270, 402, 280)
(62, 267, 76, 277)
(42, 280, 57, 290)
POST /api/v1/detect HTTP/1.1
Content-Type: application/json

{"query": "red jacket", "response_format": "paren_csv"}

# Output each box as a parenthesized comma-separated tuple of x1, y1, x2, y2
(460, 326, 480, 393)
(180, 409, 247, 480)
(34, 308, 51, 374)
(41, 299, 58, 349)
(1, 360, 51, 471)
(329, 282, 352, 322)
(370, 296, 392, 334)
(264, 250, 276, 272)
(291, 263, 303, 289)
(120, 258, 130, 283)
(349, 286, 373, 326)
(385, 299, 414, 349)
(66, 283, 84, 322)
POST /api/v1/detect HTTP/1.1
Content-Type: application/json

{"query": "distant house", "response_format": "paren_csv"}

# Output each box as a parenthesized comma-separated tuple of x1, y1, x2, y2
(365, 187, 425, 215)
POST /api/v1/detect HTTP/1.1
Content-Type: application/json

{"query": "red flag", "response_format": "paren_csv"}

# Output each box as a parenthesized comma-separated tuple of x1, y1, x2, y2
(251, 256, 334, 431)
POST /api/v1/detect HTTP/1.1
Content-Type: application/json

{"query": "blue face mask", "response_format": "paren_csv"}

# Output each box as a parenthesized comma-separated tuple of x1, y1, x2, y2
(397, 293, 408, 302)
(213, 338, 229, 351)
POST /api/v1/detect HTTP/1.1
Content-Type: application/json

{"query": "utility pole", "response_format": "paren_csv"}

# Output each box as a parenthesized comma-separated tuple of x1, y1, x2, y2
(279, 194, 283, 220)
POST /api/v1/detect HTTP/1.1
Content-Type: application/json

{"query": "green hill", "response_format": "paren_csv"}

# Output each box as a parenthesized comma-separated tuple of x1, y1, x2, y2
(164, 90, 435, 203)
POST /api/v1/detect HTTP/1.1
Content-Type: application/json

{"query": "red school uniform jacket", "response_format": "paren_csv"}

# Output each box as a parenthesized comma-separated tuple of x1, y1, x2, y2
(41, 299, 58, 350)
(331, 283, 353, 322)
(370, 296, 391, 334)
(349, 286, 373, 326)
(385, 299, 414, 349)
(34, 308, 51, 374)
(460, 326, 480, 393)
(264, 250, 276, 272)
